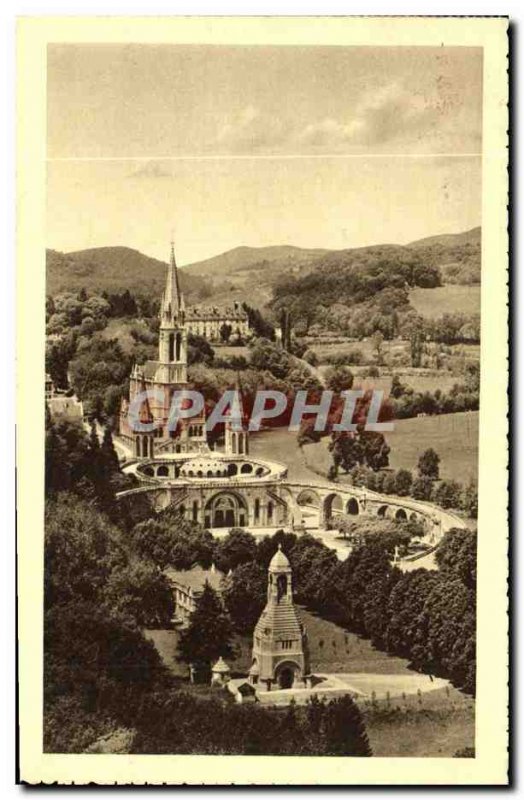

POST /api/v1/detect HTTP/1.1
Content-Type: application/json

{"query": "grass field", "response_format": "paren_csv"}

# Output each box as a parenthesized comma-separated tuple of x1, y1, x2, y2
(363, 696, 475, 757)
(409, 285, 480, 318)
(252, 413, 478, 485)
(301, 412, 478, 485)
(318, 370, 462, 396)
(387, 411, 478, 484)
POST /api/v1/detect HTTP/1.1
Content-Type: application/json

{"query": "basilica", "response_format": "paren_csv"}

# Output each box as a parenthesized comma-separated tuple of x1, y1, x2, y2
(116, 243, 461, 541)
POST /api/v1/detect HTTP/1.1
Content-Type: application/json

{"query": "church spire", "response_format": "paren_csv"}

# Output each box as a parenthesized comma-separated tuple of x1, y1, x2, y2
(163, 238, 183, 321)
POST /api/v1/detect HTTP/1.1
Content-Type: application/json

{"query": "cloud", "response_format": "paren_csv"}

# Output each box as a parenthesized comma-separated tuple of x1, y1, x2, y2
(298, 83, 443, 150)
(216, 105, 287, 152)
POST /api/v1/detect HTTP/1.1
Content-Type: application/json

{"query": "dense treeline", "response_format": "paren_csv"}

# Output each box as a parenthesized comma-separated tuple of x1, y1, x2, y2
(221, 528, 476, 696)
(271, 249, 441, 338)
(45, 493, 371, 755)
(126, 513, 476, 697)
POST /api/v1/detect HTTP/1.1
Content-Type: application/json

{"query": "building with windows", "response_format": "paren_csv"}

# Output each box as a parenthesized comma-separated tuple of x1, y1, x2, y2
(166, 564, 225, 626)
(186, 302, 249, 343)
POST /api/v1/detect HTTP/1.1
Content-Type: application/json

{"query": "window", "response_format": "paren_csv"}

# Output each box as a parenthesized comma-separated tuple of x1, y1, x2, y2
(281, 640, 294, 650)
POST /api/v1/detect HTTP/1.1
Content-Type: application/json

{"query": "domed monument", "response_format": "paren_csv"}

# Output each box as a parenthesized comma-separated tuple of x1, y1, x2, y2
(250, 545, 310, 690)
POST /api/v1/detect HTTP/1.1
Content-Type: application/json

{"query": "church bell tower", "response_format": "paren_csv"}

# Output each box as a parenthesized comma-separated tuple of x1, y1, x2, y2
(157, 240, 188, 384)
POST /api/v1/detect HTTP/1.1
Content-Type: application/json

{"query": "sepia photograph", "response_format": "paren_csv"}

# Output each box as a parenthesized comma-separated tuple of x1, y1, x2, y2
(16, 15, 509, 785)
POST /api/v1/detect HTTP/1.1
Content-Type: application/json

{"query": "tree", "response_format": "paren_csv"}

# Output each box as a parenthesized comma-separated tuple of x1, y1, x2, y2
(434, 480, 462, 510)
(177, 583, 235, 672)
(371, 331, 385, 364)
(214, 528, 258, 573)
(461, 482, 478, 519)
(395, 469, 413, 497)
(219, 322, 232, 342)
(324, 366, 354, 394)
(222, 561, 266, 633)
(101, 426, 120, 474)
(390, 374, 406, 399)
(435, 528, 476, 590)
(418, 448, 440, 480)
(103, 561, 174, 628)
(329, 433, 362, 474)
(359, 431, 391, 471)
(411, 476, 434, 501)
(322, 696, 372, 756)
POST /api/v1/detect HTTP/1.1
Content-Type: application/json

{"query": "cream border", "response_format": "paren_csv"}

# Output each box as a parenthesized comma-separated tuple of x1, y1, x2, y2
(17, 16, 509, 785)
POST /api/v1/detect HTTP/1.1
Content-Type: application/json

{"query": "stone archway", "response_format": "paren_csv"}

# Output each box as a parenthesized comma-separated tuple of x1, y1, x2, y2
(274, 660, 301, 689)
(346, 497, 360, 516)
(323, 492, 344, 524)
(204, 491, 248, 529)
(296, 489, 321, 508)
(157, 465, 169, 477)
(377, 504, 390, 518)
(395, 508, 408, 521)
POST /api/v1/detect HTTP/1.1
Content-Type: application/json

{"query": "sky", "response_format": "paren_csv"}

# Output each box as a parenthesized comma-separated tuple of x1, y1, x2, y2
(47, 44, 483, 264)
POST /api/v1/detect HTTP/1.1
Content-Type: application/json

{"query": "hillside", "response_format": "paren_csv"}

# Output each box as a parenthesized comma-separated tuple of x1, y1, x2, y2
(46, 247, 210, 300)
(407, 227, 480, 285)
(46, 227, 481, 310)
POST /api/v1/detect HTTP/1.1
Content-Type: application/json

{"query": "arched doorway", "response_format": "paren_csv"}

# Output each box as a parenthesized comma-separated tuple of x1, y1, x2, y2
(278, 668, 294, 689)
(227, 463, 238, 477)
(205, 492, 248, 528)
(378, 505, 389, 518)
(346, 497, 359, 516)
(157, 465, 169, 477)
(275, 661, 300, 689)
(395, 508, 408, 521)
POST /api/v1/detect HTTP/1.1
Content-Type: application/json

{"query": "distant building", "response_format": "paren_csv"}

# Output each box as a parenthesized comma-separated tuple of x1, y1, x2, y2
(47, 394, 84, 423)
(165, 564, 225, 625)
(250, 545, 310, 690)
(186, 302, 249, 343)
(45, 373, 54, 400)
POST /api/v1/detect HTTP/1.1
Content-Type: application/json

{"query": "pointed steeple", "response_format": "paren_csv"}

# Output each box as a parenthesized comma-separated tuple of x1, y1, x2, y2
(163, 238, 182, 319)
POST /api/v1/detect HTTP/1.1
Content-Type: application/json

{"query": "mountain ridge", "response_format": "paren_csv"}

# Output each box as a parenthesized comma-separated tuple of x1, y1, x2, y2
(46, 226, 481, 303)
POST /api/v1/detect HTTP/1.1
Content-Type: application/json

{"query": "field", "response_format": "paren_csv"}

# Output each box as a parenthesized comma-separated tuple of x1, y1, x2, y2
(409, 285, 480, 318)
(251, 413, 479, 485)
(301, 412, 478, 485)
(387, 411, 479, 484)
(363, 696, 475, 757)
(318, 370, 461, 396)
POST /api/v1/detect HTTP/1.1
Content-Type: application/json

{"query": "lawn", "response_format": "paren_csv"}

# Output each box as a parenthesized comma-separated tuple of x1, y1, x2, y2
(363, 694, 475, 757)
(300, 412, 478, 485)
(409, 285, 480, 318)
(386, 411, 479, 484)
(254, 413, 478, 486)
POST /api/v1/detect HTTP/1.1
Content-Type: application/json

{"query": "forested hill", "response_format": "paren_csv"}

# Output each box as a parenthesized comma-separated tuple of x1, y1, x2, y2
(46, 227, 480, 303)
(46, 247, 210, 300)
